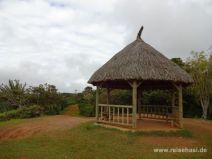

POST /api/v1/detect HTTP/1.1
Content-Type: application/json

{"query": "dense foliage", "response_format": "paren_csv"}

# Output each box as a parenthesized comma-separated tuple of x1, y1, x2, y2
(0, 105, 43, 121)
(0, 81, 66, 120)
(77, 87, 95, 117)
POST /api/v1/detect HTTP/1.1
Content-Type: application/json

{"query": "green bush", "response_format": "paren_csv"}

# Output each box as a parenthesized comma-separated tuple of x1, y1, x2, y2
(0, 101, 13, 113)
(44, 104, 61, 115)
(0, 105, 43, 121)
(19, 105, 44, 118)
(78, 103, 95, 117)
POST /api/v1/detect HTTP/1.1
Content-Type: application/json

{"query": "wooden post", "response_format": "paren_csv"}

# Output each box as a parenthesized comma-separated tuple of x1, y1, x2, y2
(171, 91, 175, 127)
(178, 84, 183, 128)
(96, 86, 99, 121)
(137, 89, 141, 119)
(132, 81, 137, 128)
(106, 88, 110, 120)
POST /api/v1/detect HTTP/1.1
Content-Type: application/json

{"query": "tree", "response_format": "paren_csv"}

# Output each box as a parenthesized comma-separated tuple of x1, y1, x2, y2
(84, 86, 93, 92)
(186, 51, 210, 119)
(28, 83, 64, 114)
(0, 80, 27, 108)
(171, 58, 185, 68)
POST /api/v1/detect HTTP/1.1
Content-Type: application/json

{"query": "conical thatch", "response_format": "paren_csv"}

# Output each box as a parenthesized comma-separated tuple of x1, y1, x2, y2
(88, 26, 193, 87)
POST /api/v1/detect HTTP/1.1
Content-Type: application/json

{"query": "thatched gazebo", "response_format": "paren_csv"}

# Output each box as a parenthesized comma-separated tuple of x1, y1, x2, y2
(88, 26, 193, 129)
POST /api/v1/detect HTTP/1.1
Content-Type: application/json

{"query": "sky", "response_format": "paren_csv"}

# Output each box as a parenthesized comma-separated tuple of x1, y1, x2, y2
(0, 0, 212, 92)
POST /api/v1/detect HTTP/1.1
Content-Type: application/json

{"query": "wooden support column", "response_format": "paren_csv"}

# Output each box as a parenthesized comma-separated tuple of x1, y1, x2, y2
(96, 86, 99, 121)
(171, 91, 175, 127)
(132, 81, 137, 128)
(106, 88, 111, 116)
(178, 84, 183, 128)
(129, 81, 142, 128)
(172, 83, 184, 128)
(137, 88, 142, 119)
(172, 91, 175, 114)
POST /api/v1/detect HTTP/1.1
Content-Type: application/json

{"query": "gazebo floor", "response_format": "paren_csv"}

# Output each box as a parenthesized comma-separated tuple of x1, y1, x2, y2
(97, 118, 179, 132)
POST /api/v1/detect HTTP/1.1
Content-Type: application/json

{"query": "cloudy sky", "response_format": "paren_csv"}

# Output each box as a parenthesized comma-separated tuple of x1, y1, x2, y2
(0, 0, 212, 92)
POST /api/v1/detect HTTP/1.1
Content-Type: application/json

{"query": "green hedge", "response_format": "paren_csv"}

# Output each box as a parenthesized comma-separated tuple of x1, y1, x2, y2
(78, 103, 95, 117)
(0, 105, 43, 121)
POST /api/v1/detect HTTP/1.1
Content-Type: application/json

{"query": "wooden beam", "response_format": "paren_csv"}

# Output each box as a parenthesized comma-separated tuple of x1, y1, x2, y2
(128, 81, 142, 88)
(96, 86, 99, 121)
(172, 82, 180, 91)
(178, 84, 183, 128)
(132, 81, 137, 128)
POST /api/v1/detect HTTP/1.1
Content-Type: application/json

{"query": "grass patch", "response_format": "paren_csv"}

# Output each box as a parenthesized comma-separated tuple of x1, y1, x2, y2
(128, 129, 193, 137)
(0, 118, 25, 128)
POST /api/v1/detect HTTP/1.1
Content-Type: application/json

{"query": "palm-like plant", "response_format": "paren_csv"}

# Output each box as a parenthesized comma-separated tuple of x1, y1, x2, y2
(0, 80, 27, 108)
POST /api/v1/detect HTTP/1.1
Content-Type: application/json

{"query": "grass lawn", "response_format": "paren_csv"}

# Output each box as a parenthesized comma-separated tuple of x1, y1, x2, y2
(0, 118, 211, 159)
(0, 118, 26, 128)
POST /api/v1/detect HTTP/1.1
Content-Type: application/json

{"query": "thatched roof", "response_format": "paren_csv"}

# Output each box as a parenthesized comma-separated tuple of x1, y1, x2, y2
(88, 26, 193, 87)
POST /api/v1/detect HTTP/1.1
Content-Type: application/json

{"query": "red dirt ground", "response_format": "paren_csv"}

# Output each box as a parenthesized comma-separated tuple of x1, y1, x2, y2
(0, 115, 94, 140)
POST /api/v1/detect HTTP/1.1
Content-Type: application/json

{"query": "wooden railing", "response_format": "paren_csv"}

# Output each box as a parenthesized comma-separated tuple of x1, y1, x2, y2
(140, 105, 178, 120)
(97, 104, 133, 126)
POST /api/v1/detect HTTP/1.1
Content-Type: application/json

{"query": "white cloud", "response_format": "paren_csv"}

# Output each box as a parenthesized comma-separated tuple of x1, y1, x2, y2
(0, 0, 211, 92)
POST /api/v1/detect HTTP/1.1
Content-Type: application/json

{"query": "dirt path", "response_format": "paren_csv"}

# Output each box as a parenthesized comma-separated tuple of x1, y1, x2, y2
(0, 115, 94, 140)
(184, 118, 212, 133)
(64, 104, 79, 116)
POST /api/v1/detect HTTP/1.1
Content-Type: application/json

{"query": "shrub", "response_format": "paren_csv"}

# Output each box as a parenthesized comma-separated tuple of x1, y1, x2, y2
(78, 103, 95, 117)
(0, 101, 13, 113)
(44, 104, 61, 115)
(19, 105, 44, 118)
(0, 105, 43, 121)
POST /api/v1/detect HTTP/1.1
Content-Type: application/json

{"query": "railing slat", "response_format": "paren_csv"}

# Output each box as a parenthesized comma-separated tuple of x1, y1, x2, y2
(97, 104, 133, 126)
(140, 105, 174, 120)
